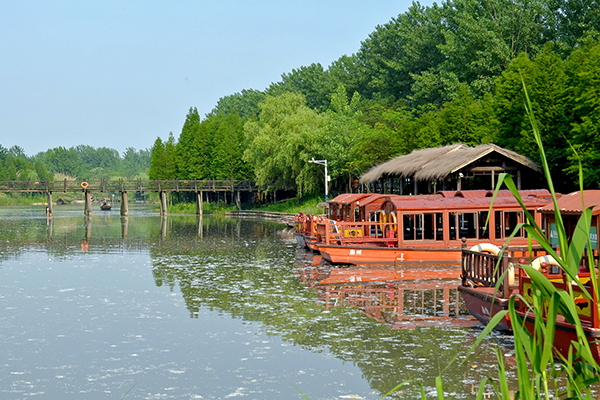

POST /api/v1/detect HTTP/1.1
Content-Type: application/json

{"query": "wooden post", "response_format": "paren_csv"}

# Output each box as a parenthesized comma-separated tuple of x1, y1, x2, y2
(120, 192, 129, 216)
(236, 191, 241, 211)
(84, 191, 92, 216)
(196, 191, 203, 217)
(47, 192, 53, 216)
(160, 191, 167, 215)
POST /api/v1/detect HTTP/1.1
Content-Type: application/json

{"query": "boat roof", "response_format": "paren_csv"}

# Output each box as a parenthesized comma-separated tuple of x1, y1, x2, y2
(383, 194, 552, 212)
(437, 189, 552, 198)
(538, 190, 600, 216)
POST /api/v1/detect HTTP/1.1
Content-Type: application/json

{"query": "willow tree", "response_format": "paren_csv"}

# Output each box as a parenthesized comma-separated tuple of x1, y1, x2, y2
(243, 92, 325, 197)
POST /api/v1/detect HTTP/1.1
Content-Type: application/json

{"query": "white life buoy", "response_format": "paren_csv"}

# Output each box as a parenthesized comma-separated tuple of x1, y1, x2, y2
(531, 255, 560, 271)
(470, 243, 513, 285)
(469, 243, 501, 255)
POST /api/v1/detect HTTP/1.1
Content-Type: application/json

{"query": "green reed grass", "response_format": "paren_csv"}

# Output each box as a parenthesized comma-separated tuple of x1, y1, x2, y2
(455, 79, 600, 400)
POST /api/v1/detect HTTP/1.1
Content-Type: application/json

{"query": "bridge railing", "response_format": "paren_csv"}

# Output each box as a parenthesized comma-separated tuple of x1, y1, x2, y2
(0, 179, 259, 193)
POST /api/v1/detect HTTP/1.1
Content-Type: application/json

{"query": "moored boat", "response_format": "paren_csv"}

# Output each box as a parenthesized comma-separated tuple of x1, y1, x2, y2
(460, 190, 600, 362)
(316, 192, 552, 265)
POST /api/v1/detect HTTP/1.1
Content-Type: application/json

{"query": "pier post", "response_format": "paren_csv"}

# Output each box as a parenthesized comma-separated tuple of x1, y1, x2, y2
(196, 191, 203, 217)
(84, 191, 92, 216)
(120, 192, 129, 216)
(160, 191, 167, 215)
(47, 192, 53, 216)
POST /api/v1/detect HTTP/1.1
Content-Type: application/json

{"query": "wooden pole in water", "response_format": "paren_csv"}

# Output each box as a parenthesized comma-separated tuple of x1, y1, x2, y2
(196, 191, 203, 217)
(120, 192, 128, 216)
(47, 192, 53, 216)
(84, 191, 92, 216)
(160, 191, 167, 215)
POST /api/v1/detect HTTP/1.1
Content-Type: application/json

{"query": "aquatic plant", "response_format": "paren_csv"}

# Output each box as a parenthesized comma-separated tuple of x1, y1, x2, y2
(458, 80, 600, 399)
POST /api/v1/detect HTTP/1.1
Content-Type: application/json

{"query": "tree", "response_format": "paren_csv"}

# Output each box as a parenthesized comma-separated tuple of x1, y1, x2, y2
(243, 93, 325, 195)
(564, 38, 600, 187)
(149, 137, 166, 180)
(266, 63, 334, 111)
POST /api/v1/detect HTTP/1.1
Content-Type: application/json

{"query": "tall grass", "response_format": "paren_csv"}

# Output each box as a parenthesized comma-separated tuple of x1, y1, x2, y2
(457, 81, 600, 399)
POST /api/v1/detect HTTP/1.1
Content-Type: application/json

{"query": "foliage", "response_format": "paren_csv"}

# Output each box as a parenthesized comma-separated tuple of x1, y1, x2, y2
(461, 82, 600, 400)
(148, 0, 600, 199)
(243, 92, 325, 195)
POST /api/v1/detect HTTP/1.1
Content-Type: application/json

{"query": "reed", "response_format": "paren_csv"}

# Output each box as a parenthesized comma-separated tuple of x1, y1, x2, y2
(456, 80, 600, 399)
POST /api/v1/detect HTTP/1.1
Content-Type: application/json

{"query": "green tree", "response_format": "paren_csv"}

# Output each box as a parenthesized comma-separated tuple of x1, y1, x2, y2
(266, 63, 333, 111)
(564, 38, 600, 187)
(149, 137, 166, 180)
(243, 93, 325, 196)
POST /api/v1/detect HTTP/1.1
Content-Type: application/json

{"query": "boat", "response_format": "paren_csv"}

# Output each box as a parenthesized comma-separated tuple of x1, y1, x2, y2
(459, 190, 600, 361)
(100, 198, 111, 210)
(316, 191, 552, 265)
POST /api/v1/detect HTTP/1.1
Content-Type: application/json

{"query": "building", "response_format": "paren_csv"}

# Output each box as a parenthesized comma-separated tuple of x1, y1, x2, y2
(359, 143, 542, 194)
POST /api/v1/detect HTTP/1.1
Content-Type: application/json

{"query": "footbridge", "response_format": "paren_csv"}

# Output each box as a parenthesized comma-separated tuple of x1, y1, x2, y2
(0, 179, 259, 216)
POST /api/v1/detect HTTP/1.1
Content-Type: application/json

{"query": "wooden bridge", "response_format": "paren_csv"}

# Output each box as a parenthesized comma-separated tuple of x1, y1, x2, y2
(0, 179, 258, 216)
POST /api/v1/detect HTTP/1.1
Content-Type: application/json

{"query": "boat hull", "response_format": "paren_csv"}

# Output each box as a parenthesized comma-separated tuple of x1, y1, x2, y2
(458, 285, 512, 332)
(520, 313, 600, 364)
(317, 244, 462, 266)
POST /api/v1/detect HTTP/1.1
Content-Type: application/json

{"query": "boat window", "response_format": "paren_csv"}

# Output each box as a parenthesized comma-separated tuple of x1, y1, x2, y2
(504, 211, 523, 237)
(404, 213, 440, 241)
(435, 213, 444, 240)
(494, 210, 524, 238)
(458, 213, 477, 238)
(478, 211, 489, 239)
(354, 207, 360, 222)
(424, 213, 434, 240)
(403, 214, 416, 240)
(449, 212, 457, 240)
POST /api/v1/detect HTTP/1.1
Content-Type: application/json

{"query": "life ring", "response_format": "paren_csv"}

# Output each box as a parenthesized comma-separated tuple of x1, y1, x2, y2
(81, 181, 89, 189)
(379, 212, 387, 236)
(531, 255, 560, 271)
(389, 211, 398, 234)
(469, 243, 501, 255)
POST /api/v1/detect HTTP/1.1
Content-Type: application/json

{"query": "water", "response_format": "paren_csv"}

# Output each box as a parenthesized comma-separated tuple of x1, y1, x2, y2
(0, 205, 516, 399)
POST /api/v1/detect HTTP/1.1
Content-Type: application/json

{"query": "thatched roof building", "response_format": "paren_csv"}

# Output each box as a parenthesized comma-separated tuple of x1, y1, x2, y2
(360, 143, 542, 193)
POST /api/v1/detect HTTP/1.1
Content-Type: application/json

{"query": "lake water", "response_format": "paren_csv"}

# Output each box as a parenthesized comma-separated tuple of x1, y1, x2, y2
(0, 205, 517, 399)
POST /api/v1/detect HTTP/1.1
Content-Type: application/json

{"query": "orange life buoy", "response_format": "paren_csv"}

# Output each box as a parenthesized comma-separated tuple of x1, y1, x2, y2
(81, 181, 89, 189)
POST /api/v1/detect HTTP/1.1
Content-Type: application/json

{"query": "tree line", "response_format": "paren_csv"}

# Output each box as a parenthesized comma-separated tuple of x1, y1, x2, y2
(0, 144, 150, 182)
(146, 0, 600, 196)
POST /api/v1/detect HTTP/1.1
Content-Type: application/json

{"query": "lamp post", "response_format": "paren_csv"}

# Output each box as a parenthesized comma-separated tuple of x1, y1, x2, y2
(309, 158, 328, 201)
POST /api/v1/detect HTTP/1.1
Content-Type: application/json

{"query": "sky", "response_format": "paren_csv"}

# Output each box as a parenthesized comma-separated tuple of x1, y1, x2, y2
(1, 0, 433, 157)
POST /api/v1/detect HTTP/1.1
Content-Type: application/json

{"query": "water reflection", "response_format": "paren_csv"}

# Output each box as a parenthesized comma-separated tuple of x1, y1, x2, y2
(296, 251, 479, 330)
(0, 205, 520, 399)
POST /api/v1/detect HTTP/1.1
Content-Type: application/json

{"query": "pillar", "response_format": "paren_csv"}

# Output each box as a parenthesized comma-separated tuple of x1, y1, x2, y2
(196, 191, 203, 217)
(84, 191, 92, 216)
(47, 192, 53, 216)
(160, 191, 167, 215)
(121, 192, 129, 216)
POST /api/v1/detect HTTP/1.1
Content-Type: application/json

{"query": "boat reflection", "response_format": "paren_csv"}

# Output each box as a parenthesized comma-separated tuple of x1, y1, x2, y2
(296, 249, 478, 329)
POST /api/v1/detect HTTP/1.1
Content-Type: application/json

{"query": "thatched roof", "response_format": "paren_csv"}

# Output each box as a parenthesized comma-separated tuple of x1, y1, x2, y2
(359, 143, 541, 183)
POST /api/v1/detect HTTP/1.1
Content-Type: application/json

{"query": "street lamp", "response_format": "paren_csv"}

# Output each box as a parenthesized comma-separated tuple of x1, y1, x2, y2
(309, 158, 328, 201)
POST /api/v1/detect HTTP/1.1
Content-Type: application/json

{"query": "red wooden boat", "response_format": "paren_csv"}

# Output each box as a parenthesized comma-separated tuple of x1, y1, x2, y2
(316, 192, 552, 265)
(459, 190, 600, 362)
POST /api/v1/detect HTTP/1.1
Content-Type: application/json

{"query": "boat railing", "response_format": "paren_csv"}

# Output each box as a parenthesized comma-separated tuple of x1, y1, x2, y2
(320, 220, 399, 246)
(461, 249, 512, 298)
(519, 268, 600, 327)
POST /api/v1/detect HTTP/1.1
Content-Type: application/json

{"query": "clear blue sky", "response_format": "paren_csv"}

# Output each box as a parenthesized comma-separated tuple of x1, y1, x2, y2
(1, 0, 432, 157)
